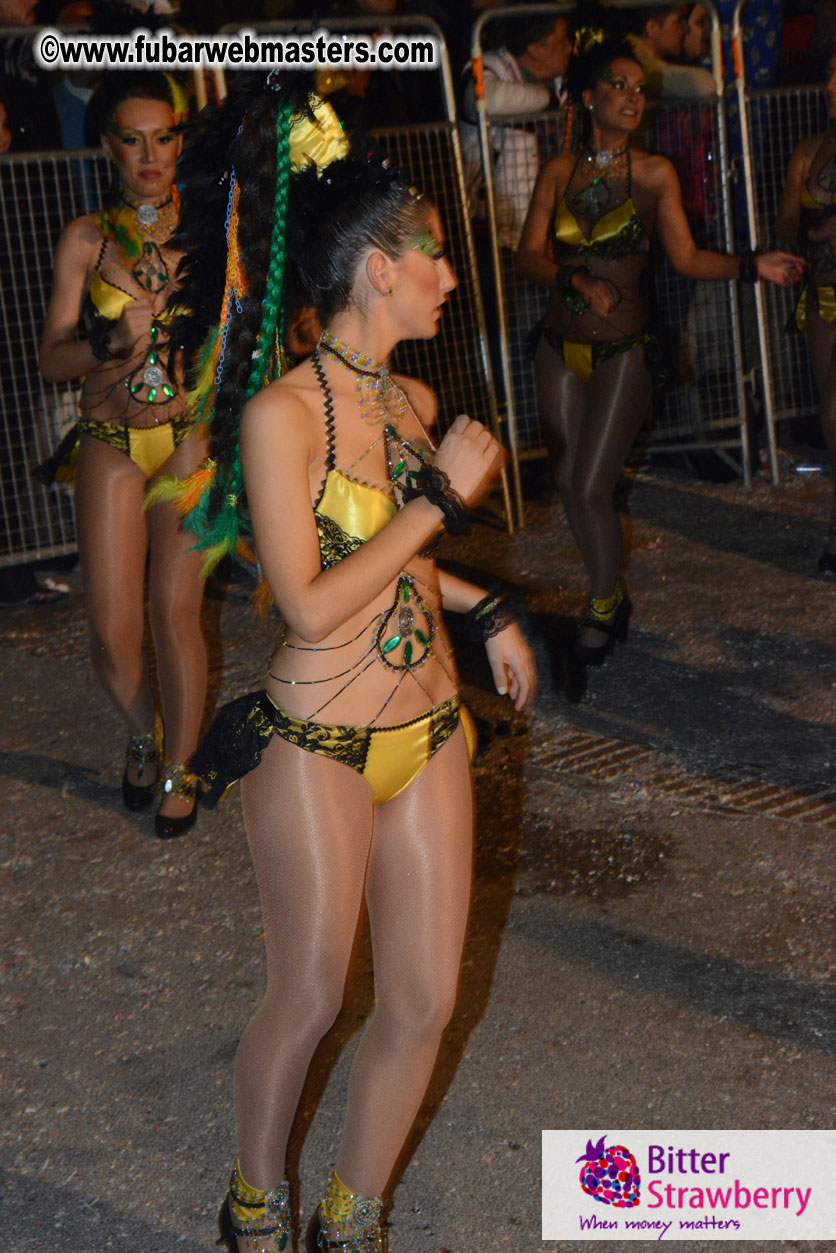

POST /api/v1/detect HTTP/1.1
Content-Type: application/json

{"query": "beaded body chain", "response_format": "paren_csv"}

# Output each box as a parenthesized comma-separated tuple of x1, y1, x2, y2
(267, 342, 456, 724)
(84, 186, 183, 422)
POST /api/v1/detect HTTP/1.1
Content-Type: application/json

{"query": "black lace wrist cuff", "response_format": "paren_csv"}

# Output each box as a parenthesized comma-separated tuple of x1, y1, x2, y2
(738, 250, 760, 283)
(415, 463, 472, 534)
(464, 585, 520, 642)
(88, 318, 114, 362)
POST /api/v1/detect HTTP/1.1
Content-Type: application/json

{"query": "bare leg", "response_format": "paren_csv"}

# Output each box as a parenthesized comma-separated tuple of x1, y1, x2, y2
(335, 725, 473, 1198)
(147, 431, 208, 819)
(74, 435, 156, 780)
(806, 309, 836, 556)
(536, 341, 652, 645)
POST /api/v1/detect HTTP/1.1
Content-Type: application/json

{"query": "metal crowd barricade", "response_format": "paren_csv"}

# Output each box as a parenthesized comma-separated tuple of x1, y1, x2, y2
(219, 15, 512, 528)
(733, 0, 826, 482)
(470, 1, 752, 518)
(0, 149, 110, 568)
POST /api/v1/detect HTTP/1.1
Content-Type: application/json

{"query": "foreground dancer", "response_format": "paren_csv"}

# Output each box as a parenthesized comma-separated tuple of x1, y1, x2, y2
(778, 53, 836, 574)
(518, 39, 802, 663)
(173, 82, 536, 1251)
(40, 73, 207, 837)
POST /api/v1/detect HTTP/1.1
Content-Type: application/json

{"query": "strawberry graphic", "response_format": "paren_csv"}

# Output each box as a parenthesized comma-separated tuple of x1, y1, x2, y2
(577, 1135, 641, 1207)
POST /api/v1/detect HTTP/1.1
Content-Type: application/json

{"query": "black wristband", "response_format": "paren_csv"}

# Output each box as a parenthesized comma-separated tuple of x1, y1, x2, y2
(737, 250, 760, 283)
(415, 463, 472, 534)
(88, 318, 114, 362)
(464, 585, 520, 642)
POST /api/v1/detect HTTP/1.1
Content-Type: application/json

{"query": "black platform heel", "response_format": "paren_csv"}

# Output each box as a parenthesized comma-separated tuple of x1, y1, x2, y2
(572, 583, 631, 667)
(154, 762, 199, 839)
(121, 726, 160, 811)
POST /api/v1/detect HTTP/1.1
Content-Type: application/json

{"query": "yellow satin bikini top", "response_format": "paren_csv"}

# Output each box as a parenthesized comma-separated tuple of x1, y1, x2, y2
(87, 267, 190, 325)
(314, 467, 398, 568)
(800, 181, 836, 212)
(555, 151, 648, 263)
(88, 269, 135, 320)
(555, 195, 646, 256)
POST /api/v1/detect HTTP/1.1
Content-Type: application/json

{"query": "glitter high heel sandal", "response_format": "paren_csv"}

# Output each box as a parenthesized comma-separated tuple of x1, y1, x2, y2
(305, 1172, 387, 1252)
(121, 724, 161, 811)
(217, 1160, 291, 1253)
(154, 762, 199, 839)
(572, 583, 631, 667)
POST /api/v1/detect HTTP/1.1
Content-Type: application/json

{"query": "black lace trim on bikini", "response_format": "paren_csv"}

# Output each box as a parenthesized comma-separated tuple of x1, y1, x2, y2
(189, 689, 462, 807)
(314, 511, 365, 569)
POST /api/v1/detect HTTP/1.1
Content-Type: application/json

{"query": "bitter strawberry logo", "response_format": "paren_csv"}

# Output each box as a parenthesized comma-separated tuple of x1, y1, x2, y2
(577, 1135, 641, 1208)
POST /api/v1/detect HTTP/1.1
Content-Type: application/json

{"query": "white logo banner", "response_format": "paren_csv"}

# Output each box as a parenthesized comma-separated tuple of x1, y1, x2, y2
(543, 1130, 836, 1241)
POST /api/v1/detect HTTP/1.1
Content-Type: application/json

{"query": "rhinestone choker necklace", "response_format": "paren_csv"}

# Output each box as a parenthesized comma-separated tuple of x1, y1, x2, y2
(318, 330, 407, 427)
(585, 144, 629, 168)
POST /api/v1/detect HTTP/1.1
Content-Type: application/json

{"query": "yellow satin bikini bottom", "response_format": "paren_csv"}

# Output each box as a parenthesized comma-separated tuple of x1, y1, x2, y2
(795, 284, 836, 332)
(271, 694, 477, 805)
(77, 413, 193, 478)
(190, 690, 477, 808)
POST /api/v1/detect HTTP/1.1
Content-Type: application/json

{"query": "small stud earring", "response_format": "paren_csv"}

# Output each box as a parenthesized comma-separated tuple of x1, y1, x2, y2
(386, 286, 393, 297)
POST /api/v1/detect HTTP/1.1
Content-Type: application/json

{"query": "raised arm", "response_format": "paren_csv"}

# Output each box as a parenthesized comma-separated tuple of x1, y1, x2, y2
(241, 385, 503, 644)
(652, 154, 803, 286)
(40, 216, 155, 383)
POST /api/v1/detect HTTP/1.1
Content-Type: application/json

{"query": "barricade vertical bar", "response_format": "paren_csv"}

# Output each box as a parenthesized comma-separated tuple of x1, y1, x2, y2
(732, 0, 780, 484)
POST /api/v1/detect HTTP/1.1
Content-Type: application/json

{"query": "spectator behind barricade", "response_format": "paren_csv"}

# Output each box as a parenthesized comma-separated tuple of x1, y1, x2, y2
(460, 11, 572, 249)
(659, 1, 717, 228)
(0, 0, 38, 22)
(0, 4, 62, 150)
(626, 3, 715, 138)
(444, 0, 507, 78)
(683, 2, 711, 66)
(286, 0, 444, 127)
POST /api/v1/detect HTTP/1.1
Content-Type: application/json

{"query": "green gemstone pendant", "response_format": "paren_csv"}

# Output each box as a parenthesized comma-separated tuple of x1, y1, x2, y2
(382, 635, 402, 654)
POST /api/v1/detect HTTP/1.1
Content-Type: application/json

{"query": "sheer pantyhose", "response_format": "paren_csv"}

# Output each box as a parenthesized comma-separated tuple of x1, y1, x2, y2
(74, 429, 207, 816)
(535, 338, 652, 610)
(799, 140, 836, 553)
(235, 724, 473, 1210)
(806, 308, 836, 554)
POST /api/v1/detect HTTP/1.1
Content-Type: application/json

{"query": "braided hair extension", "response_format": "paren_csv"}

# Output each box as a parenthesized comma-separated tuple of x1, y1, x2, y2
(149, 75, 330, 571)
(172, 73, 317, 400)
(199, 99, 294, 564)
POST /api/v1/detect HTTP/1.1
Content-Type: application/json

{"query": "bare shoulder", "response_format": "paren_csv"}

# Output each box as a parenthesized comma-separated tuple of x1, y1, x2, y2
(60, 213, 103, 252)
(54, 213, 103, 269)
(632, 149, 678, 193)
(789, 132, 824, 168)
(241, 360, 319, 448)
(539, 152, 574, 196)
(394, 373, 437, 429)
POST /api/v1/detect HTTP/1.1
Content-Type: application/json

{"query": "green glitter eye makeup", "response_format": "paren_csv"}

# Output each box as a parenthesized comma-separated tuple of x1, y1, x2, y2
(407, 227, 445, 259)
